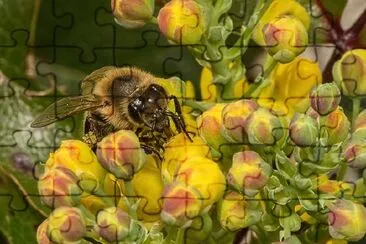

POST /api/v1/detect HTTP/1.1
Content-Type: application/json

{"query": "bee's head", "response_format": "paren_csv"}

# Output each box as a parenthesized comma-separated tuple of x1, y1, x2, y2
(128, 84, 170, 132)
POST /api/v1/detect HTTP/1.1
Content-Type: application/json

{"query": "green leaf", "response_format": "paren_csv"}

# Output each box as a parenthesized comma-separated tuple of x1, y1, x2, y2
(275, 152, 297, 180)
(279, 213, 301, 233)
(0, 167, 45, 244)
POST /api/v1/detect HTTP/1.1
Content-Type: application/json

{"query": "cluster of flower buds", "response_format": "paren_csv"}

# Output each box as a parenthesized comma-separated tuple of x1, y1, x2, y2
(197, 100, 286, 156)
(160, 133, 225, 227)
(333, 49, 366, 97)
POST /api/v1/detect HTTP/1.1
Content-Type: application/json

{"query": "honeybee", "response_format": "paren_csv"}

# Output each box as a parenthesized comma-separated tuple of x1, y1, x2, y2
(31, 66, 192, 158)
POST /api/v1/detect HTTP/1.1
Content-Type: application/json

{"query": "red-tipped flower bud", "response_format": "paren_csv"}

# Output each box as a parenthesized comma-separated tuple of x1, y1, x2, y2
(157, 0, 206, 44)
(95, 207, 132, 242)
(222, 100, 258, 143)
(333, 49, 366, 97)
(322, 107, 350, 145)
(289, 114, 318, 146)
(310, 82, 341, 116)
(160, 182, 203, 227)
(38, 167, 82, 208)
(111, 0, 155, 28)
(97, 130, 146, 180)
(244, 108, 284, 145)
(262, 15, 308, 63)
(47, 207, 86, 243)
(37, 219, 52, 244)
(344, 139, 366, 169)
(328, 199, 366, 241)
(227, 151, 272, 196)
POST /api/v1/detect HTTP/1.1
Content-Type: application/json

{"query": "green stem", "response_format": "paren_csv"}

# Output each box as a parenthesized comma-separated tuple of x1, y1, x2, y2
(250, 225, 268, 243)
(124, 180, 138, 220)
(212, 228, 228, 240)
(352, 97, 361, 129)
(150, 16, 158, 24)
(229, 0, 266, 58)
(337, 162, 348, 182)
(163, 226, 177, 244)
(175, 228, 185, 244)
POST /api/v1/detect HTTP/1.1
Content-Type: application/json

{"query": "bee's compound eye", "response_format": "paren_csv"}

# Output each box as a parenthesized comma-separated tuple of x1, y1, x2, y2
(128, 98, 143, 123)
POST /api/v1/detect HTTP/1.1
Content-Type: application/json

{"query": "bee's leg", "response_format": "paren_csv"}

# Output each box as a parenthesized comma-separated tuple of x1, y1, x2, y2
(140, 144, 162, 161)
(169, 96, 194, 141)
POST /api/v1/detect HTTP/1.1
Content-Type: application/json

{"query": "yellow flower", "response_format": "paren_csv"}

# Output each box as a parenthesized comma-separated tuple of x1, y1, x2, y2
(162, 133, 212, 183)
(258, 57, 322, 116)
(200, 67, 250, 102)
(157, 0, 206, 44)
(253, 0, 310, 46)
(175, 156, 226, 208)
(45, 140, 107, 193)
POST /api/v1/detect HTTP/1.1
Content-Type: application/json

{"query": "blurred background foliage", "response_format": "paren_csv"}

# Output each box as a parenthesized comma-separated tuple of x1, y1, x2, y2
(0, 0, 364, 243)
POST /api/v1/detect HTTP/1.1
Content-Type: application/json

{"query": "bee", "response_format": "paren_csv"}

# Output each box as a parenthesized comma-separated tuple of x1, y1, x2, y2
(31, 66, 192, 158)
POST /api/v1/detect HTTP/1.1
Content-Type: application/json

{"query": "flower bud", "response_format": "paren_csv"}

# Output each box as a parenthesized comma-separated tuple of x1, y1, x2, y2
(222, 100, 258, 143)
(344, 139, 366, 169)
(47, 207, 86, 243)
(355, 110, 366, 131)
(328, 199, 366, 241)
(160, 182, 203, 226)
(111, 0, 154, 28)
(322, 107, 350, 145)
(289, 114, 318, 146)
(157, 0, 206, 44)
(38, 167, 82, 208)
(217, 191, 258, 231)
(96, 130, 146, 180)
(197, 104, 227, 151)
(37, 219, 52, 244)
(162, 133, 211, 183)
(310, 83, 341, 116)
(175, 156, 226, 208)
(253, 0, 310, 46)
(262, 15, 308, 63)
(227, 151, 272, 196)
(333, 49, 366, 97)
(47, 140, 107, 193)
(95, 207, 131, 242)
(244, 108, 284, 145)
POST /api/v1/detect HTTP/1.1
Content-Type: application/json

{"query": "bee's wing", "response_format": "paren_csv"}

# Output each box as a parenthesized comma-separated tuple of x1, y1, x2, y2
(31, 95, 104, 128)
